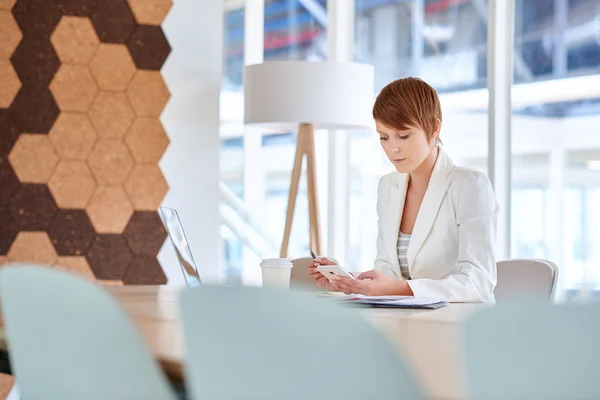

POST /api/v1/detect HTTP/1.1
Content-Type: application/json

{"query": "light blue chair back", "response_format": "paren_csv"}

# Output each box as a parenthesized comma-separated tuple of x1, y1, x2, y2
(464, 302, 600, 399)
(180, 284, 423, 400)
(0, 264, 177, 400)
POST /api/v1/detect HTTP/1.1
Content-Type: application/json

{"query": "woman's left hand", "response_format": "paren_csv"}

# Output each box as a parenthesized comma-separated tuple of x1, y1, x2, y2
(330, 270, 413, 296)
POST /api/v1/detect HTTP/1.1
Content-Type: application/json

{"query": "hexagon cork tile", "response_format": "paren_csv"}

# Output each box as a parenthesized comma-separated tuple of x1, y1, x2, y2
(0, 208, 18, 255)
(48, 161, 96, 209)
(48, 209, 95, 256)
(127, 25, 171, 71)
(0, 10, 22, 60)
(10, 86, 59, 133)
(86, 186, 134, 234)
(91, 0, 137, 44)
(128, 0, 172, 25)
(126, 70, 170, 117)
(87, 234, 133, 280)
(11, 0, 61, 38)
(124, 256, 166, 285)
(123, 211, 166, 256)
(54, 0, 100, 17)
(89, 43, 136, 91)
(88, 92, 134, 139)
(0, 158, 20, 207)
(9, 184, 58, 231)
(54, 256, 95, 280)
(11, 36, 59, 88)
(8, 232, 58, 265)
(9, 134, 59, 183)
(49, 113, 97, 161)
(87, 139, 134, 186)
(125, 117, 169, 163)
(0, 0, 16, 11)
(125, 165, 168, 211)
(0, 109, 19, 158)
(0, 60, 21, 108)
(51, 16, 100, 65)
(50, 64, 98, 112)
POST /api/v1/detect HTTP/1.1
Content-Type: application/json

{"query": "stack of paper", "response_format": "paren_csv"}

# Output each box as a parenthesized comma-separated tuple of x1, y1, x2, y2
(333, 294, 447, 309)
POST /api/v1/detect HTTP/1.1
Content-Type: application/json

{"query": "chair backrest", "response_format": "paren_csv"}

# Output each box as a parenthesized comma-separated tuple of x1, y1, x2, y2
(464, 302, 600, 399)
(0, 264, 177, 400)
(494, 259, 558, 302)
(290, 257, 319, 291)
(180, 284, 423, 400)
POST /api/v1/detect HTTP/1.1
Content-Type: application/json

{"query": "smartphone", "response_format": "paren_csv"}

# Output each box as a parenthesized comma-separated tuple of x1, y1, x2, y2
(316, 265, 356, 280)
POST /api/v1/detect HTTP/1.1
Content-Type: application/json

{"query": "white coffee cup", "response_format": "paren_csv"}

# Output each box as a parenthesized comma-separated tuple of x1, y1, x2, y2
(260, 258, 293, 289)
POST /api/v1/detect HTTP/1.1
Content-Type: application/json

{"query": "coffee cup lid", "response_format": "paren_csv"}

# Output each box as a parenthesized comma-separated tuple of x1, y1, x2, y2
(260, 258, 293, 268)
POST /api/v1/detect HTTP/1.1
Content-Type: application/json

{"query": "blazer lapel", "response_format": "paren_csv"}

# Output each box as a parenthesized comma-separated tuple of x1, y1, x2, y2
(384, 173, 409, 274)
(406, 148, 454, 268)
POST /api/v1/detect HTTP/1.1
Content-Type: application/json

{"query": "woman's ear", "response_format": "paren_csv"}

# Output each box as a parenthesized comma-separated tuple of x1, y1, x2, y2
(431, 118, 441, 142)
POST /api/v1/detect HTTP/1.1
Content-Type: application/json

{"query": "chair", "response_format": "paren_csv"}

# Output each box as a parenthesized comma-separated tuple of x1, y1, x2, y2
(0, 264, 177, 400)
(180, 284, 423, 400)
(464, 302, 600, 399)
(494, 259, 558, 302)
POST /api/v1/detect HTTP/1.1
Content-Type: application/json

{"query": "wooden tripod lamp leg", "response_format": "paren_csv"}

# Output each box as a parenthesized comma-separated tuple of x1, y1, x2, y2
(304, 124, 322, 255)
(280, 125, 306, 258)
(279, 123, 323, 258)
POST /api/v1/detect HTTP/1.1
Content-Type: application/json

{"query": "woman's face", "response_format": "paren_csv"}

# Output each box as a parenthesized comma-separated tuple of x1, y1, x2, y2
(376, 120, 436, 174)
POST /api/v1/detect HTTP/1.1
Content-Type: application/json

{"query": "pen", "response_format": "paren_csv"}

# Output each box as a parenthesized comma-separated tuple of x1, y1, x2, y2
(310, 249, 317, 260)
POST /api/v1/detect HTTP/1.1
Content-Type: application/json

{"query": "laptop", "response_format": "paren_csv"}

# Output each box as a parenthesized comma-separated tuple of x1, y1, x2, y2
(159, 206, 202, 288)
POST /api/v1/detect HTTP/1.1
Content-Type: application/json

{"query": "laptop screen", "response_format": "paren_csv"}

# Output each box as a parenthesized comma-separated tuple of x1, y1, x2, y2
(159, 207, 202, 287)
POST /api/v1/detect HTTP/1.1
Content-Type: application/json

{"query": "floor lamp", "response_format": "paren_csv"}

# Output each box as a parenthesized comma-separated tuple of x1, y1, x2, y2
(243, 61, 374, 258)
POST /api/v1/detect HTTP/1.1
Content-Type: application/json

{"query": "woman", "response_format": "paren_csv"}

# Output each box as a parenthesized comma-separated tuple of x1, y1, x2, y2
(310, 77, 498, 302)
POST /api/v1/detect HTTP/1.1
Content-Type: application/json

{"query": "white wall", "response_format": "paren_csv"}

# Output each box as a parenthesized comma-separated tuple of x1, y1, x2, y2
(159, 0, 223, 284)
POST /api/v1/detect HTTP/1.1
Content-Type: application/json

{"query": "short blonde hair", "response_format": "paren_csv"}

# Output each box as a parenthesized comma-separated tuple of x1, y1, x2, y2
(372, 77, 442, 142)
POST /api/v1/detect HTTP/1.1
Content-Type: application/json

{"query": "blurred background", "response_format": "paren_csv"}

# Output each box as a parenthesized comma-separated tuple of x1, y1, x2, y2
(219, 0, 600, 301)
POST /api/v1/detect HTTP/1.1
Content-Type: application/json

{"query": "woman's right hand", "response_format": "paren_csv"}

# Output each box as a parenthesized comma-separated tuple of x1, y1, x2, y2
(308, 257, 338, 291)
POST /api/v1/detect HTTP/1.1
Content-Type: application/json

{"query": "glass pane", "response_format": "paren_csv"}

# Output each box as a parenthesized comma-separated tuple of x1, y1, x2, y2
(221, 2, 246, 282)
(512, 0, 600, 301)
(349, 0, 489, 272)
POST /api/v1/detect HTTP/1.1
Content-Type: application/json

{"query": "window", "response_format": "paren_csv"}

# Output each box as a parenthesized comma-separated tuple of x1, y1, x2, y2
(511, 0, 600, 299)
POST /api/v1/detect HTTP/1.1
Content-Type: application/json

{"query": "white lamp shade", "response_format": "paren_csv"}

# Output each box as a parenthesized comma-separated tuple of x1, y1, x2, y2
(244, 61, 375, 131)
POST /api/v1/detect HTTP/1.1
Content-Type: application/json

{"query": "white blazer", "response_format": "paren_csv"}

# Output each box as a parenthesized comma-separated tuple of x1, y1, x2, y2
(374, 147, 498, 302)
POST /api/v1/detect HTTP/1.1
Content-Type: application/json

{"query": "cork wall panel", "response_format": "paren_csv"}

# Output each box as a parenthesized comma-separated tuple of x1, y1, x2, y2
(89, 44, 135, 91)
(126, 71, 170, 117)
(10, 86, 60, 133)
(0, 110, 19, 158)
(50, 64, 98, 112)
(51, 16, 99, 65)
(0, 60, 21, 108)
(9, 134, 59, 183)
(7, 232, 58, 265)
(125, 118, 169, 163)
(0, 208, 18, 255)
(88, 91, 134, 139)
(49, 210, 95, 256)
(123, 211, 167, 256)
(86, 186, 133, 234)
(48, 161, 96, 209)
(9, 184, 58, 231)
(90, 0, 137, 44)
(49, 113, 98, 161)
(127, 25, 171, 71)
(127, 0, 172, 26)
(0, 11, 21, 59)
(11, 36, 59, 87)
(87, 139, 134, 186)
(0, 0, 172, 284)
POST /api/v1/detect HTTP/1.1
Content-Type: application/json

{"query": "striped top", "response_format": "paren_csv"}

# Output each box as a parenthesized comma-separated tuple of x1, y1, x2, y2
(397, 231, 411, 279)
